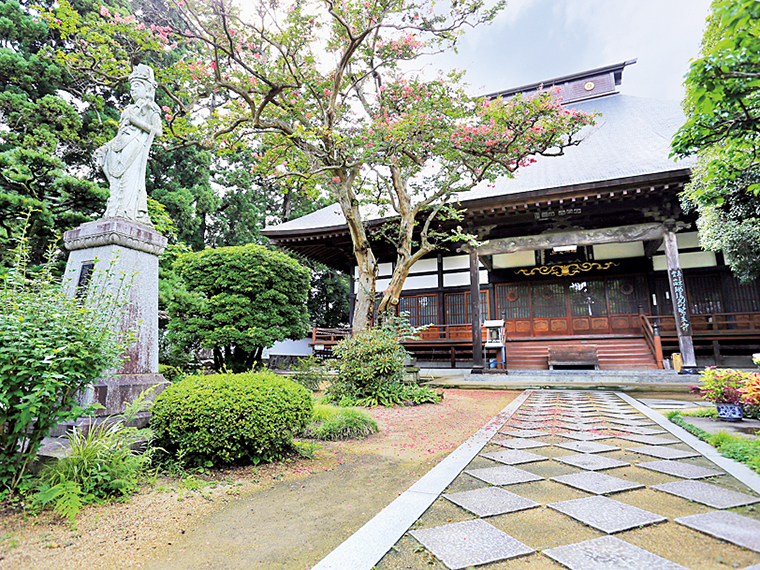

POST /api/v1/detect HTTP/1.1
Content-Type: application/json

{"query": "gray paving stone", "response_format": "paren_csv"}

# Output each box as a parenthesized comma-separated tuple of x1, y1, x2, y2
(443, 486, 540, 517)
(676, 511, 760, 553)
(493, 437, 550, 450)
(620, 435, 679, 446)
(611, 425, 666, 435)
(556, 432, 610, 441)
(555, 422, 600, 431)
(554, 453, 630, 471)
(653, 480, 760, 508)
(481, 449, 549, 465)
(637, 398, 703, 410)
(556, 441, 620, 454)
(602, 413, 646, 420)
(544, 535, 689, 569)
(637, 460, 723, 479)
(551, 471, 644, 495)
(547, 495, 666, 533)
(625, 445, 700, 460)
(410, 519, 534, 569)
(500, 429, 550, 438)
(465, 465, 544, 486)
(606, 419, 655, 427)
(508, 421, 547, 430)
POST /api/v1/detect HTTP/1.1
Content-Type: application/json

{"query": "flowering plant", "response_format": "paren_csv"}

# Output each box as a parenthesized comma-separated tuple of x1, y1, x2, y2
(739, 372, 760, 407)
(690, 367, 749, 404)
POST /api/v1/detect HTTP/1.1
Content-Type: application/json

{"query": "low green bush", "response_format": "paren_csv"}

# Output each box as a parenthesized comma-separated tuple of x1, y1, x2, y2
(151, 371, 313, 467)
(303, 404, 379, 440)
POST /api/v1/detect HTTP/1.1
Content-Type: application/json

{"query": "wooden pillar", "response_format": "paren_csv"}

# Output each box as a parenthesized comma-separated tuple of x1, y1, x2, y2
(469, 249, 484, 374)
(663, 229, 698, 373)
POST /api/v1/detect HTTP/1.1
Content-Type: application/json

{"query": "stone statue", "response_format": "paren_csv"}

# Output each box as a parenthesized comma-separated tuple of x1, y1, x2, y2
(96, 64, 162, 227)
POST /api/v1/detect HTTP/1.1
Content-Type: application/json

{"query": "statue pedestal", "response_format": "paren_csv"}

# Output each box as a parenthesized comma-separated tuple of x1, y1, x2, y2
(63, 217, 169, 416)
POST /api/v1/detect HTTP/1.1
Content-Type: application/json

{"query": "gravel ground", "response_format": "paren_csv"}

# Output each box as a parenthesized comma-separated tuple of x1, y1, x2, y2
(0, 388, 518, 570)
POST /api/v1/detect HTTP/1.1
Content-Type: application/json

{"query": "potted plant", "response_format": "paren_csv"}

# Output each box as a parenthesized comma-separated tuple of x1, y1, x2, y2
(690, 367, 748, 421)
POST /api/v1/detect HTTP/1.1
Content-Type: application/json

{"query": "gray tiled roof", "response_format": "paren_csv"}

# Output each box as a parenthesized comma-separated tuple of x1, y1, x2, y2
(264, 94, 693, 234)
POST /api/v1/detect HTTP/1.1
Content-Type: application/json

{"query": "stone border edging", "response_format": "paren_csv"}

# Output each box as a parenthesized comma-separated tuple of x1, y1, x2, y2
(311, 391, 532, 570)
(616, 391, 760, 495)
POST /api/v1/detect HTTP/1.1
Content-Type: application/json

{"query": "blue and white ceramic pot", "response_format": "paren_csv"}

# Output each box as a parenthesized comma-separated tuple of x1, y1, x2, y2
(715, 403, 743, 422)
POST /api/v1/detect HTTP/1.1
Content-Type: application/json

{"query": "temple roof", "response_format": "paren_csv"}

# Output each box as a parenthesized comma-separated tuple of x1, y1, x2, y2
(264, 76, 692, 237)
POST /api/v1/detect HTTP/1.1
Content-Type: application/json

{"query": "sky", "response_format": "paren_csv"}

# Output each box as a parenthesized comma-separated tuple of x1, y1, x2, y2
(423, 0, 713, 102)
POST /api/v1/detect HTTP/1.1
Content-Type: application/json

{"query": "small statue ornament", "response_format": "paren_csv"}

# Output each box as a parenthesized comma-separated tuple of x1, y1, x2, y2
(96, 64, 162, 226)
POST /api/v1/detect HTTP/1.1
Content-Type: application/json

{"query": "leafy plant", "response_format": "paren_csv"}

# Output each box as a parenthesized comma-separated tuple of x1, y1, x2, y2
(303, 405, 379, 441)
(739, 372, 760, 407)
(30, 389, 156, 520)
(0, 220, 129, 497)
(151, 371, 313, 467)
(291, 355, 329, 392)
(689, 367, 751, 404)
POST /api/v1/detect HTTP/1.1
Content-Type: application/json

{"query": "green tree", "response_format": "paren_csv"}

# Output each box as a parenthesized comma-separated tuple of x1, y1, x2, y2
(43, 0, 596, 332)
(671, 0, 760, 281)
(0, 0, 118, 266)
(167, 244, 310, 372)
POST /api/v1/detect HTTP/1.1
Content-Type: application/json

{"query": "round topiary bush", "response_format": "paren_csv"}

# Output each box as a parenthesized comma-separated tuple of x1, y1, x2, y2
(151, 371, 312, 467)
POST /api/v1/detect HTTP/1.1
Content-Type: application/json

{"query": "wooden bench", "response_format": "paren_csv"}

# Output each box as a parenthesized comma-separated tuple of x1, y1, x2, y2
(548, 345, 599, 370)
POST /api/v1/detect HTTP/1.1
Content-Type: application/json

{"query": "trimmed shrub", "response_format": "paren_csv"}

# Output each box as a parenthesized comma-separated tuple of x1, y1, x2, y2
(151, 371, 312, 467)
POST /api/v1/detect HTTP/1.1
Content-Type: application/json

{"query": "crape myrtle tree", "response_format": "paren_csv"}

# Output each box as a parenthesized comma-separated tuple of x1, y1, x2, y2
(167, 244, 311, 372)
(44, 0, 595, 331)
(671, 0, 760, 282)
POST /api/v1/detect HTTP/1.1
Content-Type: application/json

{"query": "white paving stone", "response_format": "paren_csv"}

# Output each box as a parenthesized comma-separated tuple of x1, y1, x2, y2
(551, 471, 644, 495)
(481, 449, 549, 465)
(554, 453, 629, 471)
(500, 429, 550, 438)
(556, 432, 610, 442)
(544, 535, 689, 569)
(493, 437, 550, 450)
(620, 435, 679, 446)
(556, 441, 620, 454)
(547, 495, 666, 533)
(443, 486, 540, 517)
(410, 519, 534, 569)
(653, 480, 760, 508)
(676, 511, 760, 553)
(626, 445, 700, 460)
(637, 460, 723, 479)
(465, 465, 544, 486)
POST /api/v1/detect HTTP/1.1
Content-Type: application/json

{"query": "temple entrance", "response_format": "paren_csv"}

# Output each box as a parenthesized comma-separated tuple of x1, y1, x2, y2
(495, 275, 649, 337)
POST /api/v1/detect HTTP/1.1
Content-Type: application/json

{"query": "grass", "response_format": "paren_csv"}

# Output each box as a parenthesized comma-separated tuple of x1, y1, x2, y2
(667, 411, 760, 474)
(680, 407, 718, 418)
(303, 404, 379, 441)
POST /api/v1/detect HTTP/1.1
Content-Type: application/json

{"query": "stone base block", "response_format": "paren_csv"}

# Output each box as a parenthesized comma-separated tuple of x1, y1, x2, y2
(81, 373, 169, 417)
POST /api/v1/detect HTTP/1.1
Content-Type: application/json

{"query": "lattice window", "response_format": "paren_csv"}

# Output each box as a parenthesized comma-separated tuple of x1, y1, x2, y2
(531, 282, 566, 318)
(495, 283, 531, 319)
(607, 275, 648, 314)
(444, 291, 488, 324)
(687, 274, 724, 315)
(728, 276, 760, 313)
(399, 294, 439, 327)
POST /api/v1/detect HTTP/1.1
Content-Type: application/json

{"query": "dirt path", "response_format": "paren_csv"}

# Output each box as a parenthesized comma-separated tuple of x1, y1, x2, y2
(0, 389, 518, 570)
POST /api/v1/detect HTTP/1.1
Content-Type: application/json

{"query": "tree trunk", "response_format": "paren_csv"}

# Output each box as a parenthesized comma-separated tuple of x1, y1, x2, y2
(352, 247, 377, 332)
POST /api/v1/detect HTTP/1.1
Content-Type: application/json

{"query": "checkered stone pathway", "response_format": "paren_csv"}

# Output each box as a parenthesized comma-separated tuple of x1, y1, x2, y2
(317, 390, 760, 570)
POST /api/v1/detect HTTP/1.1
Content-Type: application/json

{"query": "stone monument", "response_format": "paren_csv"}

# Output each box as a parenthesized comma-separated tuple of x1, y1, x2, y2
(62, 64, 168, 417)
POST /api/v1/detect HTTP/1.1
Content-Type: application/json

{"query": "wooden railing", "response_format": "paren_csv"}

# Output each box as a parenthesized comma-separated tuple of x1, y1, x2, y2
(639, 315, 664, 369)
(312, 324, 485, 345)
(646, 313, 760, 337)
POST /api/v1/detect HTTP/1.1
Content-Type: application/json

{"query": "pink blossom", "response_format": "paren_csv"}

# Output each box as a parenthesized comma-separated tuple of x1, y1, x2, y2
(99, 6, 110, 17)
